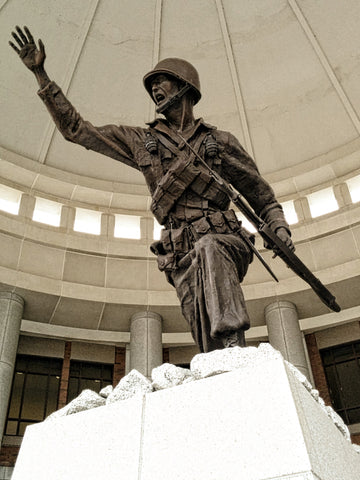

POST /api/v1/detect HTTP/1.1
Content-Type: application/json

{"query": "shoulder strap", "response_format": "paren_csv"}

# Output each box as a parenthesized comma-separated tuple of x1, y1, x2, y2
(153, 129, 208, 157)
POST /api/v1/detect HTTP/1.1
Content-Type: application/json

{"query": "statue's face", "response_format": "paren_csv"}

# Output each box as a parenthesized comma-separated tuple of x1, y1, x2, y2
(150, 74, 179, 108)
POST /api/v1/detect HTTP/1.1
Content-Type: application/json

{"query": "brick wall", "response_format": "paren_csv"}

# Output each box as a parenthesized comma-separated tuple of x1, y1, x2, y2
(163, 347, 170, 364)
(113, 347, 126, 386)
(305, 333, 332, 405)
(0, 446, 19, 467)
(58, 341, 72, 409)
(305, 333, 360, 446)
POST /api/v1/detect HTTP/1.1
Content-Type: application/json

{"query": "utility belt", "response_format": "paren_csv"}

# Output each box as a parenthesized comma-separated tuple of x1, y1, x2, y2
(150, 209, 254, 272)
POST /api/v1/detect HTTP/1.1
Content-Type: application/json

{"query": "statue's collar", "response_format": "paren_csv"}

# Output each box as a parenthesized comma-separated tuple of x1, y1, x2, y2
(146, 117, 216, 132)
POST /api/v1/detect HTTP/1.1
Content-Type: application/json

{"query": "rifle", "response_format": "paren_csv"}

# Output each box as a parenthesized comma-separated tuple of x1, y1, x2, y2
(178, 133, 341, 313)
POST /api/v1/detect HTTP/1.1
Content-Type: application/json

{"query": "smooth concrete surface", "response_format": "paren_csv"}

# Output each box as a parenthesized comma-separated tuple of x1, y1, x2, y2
(13, 397, 145, 480)
(0, 292, 24, 445)
(12, 357, 360, 480)
(266, 301, 311, 381)
(130, 311, 162, 377)
(315, 322, 360, 349)
(70, 341, 115, 363)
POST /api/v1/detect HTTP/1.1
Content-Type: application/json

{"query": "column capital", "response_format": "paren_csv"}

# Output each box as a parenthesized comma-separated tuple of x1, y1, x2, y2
(0, 291, 24, 307)
(131, 311, 162, 324)
(265, 300, 297, 316)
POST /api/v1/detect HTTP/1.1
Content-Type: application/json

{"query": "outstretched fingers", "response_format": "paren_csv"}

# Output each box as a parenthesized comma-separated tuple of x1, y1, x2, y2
(24, 26, 34, 44)
(16, 25, 28, 44)
(11, 30, 24, 49)
(9, 41, 20, 54)
(10, 26, 35, 52)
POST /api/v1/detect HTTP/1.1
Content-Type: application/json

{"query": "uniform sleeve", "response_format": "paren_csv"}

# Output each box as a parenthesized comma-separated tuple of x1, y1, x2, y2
(37, 81, 142, 171)
(220, 132, 290, 234)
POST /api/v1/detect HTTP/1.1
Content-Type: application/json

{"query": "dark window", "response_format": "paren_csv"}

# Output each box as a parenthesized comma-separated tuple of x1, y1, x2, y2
(176, 363, 190, 369)
(67, 360, 113, 403)
(321, 341, 360, 425)
(5, 355, 62, 436)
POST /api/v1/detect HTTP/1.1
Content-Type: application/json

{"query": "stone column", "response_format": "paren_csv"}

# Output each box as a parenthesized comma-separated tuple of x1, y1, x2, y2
(265, 301, 311, 381)
(0, 292, 24, 445)
(130, 311, 162, 378)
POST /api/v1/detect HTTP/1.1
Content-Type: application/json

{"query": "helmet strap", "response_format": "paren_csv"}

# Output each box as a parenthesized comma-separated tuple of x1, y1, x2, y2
(156, 83, 192, 114)
(179, 96, 186, 132)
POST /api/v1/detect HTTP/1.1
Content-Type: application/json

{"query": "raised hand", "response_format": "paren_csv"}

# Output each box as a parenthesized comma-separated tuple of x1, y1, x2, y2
(9, 26, 45, 71)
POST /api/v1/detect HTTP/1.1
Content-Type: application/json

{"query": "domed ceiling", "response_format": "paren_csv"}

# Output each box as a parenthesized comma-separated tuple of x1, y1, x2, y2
(0, 0, 359, 341)
(1, 0, 360, 193)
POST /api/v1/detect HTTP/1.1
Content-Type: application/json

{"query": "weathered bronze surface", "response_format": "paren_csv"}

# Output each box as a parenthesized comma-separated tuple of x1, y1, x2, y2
(10, 26, 297, 352)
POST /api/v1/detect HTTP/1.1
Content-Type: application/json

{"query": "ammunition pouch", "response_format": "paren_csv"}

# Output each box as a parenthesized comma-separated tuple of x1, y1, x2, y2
(150, 156, 201, 224)
(150, 225, 192, 272)
(150, 153, 229, 225)
(150, 209, 254, 272)
(190, 210, 239, 240)
(190, 170, 229, 211)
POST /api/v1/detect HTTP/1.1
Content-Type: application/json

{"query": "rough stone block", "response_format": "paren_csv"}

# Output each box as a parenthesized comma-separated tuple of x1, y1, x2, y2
(106, 369, 153, 404)
(46, 389, 105, 421)
(13, 354, 360, 480)
(151, 363, 194, 390)
(190, 342, 282, 379)
(99, 384, 113, 398)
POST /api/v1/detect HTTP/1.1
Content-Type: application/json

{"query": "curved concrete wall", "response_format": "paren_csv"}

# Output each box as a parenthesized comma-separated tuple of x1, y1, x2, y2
(0, 146, 359, 345)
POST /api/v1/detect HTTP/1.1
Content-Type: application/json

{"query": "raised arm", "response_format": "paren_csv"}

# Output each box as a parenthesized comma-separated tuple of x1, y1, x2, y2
(9, 26, 50, 89)
(9, 26, 142, 170)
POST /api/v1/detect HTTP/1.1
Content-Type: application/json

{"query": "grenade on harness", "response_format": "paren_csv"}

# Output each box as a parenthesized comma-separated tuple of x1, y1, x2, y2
(204, 133, 218, 158)
(145, 132, 158, 154)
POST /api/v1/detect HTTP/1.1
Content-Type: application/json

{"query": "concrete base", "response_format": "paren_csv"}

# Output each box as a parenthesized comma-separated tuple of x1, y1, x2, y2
(12, 357, 360, 480)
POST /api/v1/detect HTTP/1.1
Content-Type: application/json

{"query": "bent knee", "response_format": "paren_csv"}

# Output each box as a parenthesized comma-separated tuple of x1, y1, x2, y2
(195, 233, 220, 249)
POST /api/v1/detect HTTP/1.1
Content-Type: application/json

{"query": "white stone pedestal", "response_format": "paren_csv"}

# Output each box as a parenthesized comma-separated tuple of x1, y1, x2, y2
(13, 356, 360, 480)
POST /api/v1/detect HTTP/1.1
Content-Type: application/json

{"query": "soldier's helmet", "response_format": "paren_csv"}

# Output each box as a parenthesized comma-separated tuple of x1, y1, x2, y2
(143, 58, 201, 105)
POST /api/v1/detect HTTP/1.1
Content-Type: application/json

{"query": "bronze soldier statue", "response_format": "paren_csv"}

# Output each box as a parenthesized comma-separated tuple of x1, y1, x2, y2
(10, 26, 295, 353)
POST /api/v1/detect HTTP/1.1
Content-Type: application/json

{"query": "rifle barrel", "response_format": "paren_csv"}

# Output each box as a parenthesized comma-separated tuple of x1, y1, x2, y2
(177, 133, 341, 313)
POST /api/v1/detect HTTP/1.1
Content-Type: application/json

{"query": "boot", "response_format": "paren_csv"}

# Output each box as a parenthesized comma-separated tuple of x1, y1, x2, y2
(221, 330, 246, 348)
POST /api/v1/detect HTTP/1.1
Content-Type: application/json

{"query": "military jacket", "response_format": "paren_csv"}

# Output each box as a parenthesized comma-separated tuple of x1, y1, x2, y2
(38, 81, 289, 232)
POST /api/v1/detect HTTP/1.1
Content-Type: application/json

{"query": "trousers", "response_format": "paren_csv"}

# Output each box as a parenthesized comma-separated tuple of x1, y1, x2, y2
(169, 233, 252, 353)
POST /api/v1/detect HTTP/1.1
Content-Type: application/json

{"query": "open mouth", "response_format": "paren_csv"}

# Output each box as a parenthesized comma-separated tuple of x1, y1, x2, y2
(155, 93, 165, 104)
